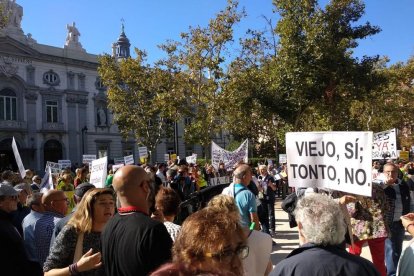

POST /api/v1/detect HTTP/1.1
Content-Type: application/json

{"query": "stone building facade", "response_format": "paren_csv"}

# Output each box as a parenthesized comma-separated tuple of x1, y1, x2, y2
(0, 1, 228, 172)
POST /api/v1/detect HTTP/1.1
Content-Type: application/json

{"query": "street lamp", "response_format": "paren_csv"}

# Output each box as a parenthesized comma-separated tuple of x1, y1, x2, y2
(81, 126, 88, 154)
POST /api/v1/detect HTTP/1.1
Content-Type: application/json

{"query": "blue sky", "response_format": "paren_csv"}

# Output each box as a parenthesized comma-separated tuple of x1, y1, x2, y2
(18, 0, 414, 66)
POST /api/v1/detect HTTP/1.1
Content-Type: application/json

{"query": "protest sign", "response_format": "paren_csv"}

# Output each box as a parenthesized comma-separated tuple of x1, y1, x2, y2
(138, 147, 148, 158)
(58, 160, 71, 169)
(89, 156, 108, 188)
(45, 161, 61, 174)
(12, 137, 26, 178)
(186, 154, 197, 165)
(112, 163, 124, 172)
(211, 139, 248, 170)
(279, 154, 287, 164)
(124, 155, 134, 165)
(164, 154, 170, 162)
(82, 154, 96, 166)
(170, 154, 177, 162)
(208, 176, 231, 186)
(114, 157, 125, 165)
(372, 129, 397, 160)
(267, 159, 273, 166)
(286, 132, 373, 196)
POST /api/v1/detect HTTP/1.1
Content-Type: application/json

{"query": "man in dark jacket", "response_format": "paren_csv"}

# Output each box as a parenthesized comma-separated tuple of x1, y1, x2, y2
(382, 163, 411, 276)
(271, 193, 379, 276)
(0, 183, 41, 276)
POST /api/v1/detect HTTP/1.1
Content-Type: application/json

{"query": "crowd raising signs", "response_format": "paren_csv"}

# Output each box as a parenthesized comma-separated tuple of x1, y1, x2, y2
(286, 132, 373, 197)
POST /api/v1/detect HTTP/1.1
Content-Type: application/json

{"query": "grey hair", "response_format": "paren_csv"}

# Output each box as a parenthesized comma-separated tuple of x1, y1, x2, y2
(26, 192, 43, 209)
(294, 193, 346, 246)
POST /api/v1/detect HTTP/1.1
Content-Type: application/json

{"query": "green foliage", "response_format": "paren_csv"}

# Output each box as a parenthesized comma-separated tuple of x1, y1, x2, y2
(158, 0, 246, 157)
(98, 49, 181, 161)
(269, 0, 383, 131)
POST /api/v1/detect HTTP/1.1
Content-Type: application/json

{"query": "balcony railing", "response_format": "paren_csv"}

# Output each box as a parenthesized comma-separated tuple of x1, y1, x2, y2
(41, 122, 65, 132)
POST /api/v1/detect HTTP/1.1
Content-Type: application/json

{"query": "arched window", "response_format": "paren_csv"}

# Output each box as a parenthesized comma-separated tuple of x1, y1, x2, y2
(0, 88, 17, 120)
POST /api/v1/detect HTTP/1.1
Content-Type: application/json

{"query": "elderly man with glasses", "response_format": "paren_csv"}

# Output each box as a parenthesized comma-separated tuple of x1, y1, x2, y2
(32, 190, 68, 267)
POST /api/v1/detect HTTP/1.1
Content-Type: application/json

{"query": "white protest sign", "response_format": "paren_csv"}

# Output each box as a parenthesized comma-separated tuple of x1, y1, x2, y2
(82, 154, 97, 165)
(279, 154, 287, 164)
(124, 155, 134, 165)
(112, 163, 124, 172)
(186, 154, 197, 165)
(208, 176, 231, 186)
(45, 161, 61, 174)
(89, 156, 108, 188)
(211, 139, 248, 170)
(12, 137, 26, 178)
(114, 157, 125, 165)
(372, 129, 397, 160)
(138, 147, 148, 158)
(164, 154, 170, 162)
(58, 160, 71, 169)
(286, 132, 373, 197)
(267, 159, 273, 166)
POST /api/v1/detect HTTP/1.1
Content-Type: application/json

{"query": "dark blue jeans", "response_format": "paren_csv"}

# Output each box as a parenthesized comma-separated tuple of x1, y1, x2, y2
(385, 221, 405, 276)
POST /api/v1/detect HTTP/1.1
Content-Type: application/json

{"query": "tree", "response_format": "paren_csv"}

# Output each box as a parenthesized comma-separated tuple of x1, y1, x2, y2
(98, 49, 183, 162)
(268, 0, 384, 131)
(159, 0, 245, 157)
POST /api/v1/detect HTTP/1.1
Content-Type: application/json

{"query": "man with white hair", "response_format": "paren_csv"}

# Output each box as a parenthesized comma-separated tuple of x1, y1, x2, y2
(271, 193, 379, 276)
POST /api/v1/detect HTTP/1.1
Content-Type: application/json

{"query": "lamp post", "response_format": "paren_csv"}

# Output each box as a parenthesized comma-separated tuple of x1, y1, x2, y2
(81, 126, 88, 154)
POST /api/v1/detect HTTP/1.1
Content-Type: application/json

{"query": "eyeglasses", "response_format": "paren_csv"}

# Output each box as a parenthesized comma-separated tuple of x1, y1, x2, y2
(205, 245, 249, 261)
(7, 195, 18, 201)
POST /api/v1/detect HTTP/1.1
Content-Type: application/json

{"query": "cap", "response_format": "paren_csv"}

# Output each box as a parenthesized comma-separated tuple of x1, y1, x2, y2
(75, 183, 95, 198)
(0, 184, 19, 196)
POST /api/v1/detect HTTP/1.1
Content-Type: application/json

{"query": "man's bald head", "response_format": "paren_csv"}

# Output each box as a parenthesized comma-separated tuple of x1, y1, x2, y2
(42, 190, 68, 215)
(42, 190, 65, 205)
(113, 165, 151, 209)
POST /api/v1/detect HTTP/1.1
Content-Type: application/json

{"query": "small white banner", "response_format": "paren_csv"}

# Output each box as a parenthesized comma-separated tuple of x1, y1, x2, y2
(12, 137, 26, 178)
(45, 161, 61, 174)
(164, 154, 170, 162)
(209, 176, 231, 186)
(90, 156, 108, 188)
(372, 128, 397, 160)
(112, 163, 124, 172)
(58, 160, 72, 169)
(138, 147, 148, 158)
(114, 157, 125, 165)
(124, 155, 134, 165)
(186, 154, 197, 165)
(278, 154, 287, 164)
(82, 154, 97, 165)
(286, 132, 373, 197)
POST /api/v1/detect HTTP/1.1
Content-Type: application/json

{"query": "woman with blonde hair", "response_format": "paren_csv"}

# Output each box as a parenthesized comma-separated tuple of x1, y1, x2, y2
(44, 188, 115, 276)
(208, 194, 273, 276)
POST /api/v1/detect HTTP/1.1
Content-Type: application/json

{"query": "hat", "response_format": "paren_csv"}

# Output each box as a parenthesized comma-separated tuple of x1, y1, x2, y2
(75, 183, 95, 198)
(0, 184, 18, 196)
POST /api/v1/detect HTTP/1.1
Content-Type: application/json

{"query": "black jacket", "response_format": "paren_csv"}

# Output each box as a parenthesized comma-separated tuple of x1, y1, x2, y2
(270, 243, 379, 276)
(0, 209, 41, 276)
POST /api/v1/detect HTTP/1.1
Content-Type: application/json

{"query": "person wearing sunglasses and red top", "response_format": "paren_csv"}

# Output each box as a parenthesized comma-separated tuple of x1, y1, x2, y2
(0, 183, 41, 276)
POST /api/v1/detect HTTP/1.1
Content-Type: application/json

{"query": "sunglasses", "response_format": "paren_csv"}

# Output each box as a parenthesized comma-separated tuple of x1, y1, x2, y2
(8, 195, 18, 200)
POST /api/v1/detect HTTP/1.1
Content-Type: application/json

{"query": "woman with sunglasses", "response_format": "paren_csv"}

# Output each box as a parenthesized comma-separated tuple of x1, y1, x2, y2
(151, 207, 248, 275)
(44, 188, 115, 276)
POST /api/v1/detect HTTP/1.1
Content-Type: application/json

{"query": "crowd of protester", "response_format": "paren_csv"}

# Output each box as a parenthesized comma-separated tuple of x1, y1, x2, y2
(0, 157, 413, 275)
